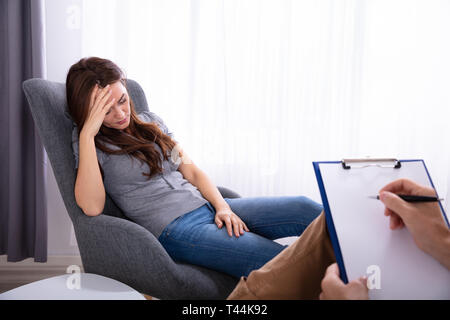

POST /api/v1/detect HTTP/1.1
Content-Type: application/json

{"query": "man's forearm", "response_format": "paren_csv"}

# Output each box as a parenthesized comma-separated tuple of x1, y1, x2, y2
(433, 227, 450, 270)
(190, 169, 230, 211)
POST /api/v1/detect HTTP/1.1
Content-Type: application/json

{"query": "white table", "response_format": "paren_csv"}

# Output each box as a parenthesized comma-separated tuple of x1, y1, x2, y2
(0, 273, 146, 300)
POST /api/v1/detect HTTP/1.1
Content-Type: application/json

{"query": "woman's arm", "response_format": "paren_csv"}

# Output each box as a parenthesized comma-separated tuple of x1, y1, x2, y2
(177, 148, 249, 237)
(177, 152, 229, 212)
(74, 131, 106, 216)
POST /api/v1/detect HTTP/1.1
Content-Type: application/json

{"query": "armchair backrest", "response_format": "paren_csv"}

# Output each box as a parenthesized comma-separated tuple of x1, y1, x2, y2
(22, 78, 149, 224)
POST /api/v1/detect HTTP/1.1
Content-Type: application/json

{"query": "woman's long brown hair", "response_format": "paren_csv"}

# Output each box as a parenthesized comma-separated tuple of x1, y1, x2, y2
(66, 57, 176, 180)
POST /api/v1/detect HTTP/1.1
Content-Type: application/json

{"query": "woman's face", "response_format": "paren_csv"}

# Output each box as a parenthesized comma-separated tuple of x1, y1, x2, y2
(101, 81, 131, 131)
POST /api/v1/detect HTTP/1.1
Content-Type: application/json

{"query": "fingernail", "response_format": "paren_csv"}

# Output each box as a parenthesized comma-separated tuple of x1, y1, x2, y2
(379, 191, 388, 201)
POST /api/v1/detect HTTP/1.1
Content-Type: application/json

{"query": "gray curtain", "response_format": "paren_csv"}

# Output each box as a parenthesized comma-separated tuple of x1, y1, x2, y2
(0, 0, 48, 262)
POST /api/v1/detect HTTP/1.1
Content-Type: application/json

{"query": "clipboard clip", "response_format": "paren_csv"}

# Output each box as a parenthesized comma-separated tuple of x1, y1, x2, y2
(341, 158, 401, 170)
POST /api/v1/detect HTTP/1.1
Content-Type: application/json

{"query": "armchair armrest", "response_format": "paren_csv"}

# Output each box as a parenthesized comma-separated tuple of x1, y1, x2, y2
(217, 186, 241, 199)
(74, 213, 238, 299)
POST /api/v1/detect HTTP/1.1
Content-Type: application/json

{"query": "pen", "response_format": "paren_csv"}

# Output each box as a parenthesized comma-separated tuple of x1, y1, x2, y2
(368, 194, 444, 202)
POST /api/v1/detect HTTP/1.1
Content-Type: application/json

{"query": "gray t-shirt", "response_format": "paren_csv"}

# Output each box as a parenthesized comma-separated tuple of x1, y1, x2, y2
(72, 111, 208, 238)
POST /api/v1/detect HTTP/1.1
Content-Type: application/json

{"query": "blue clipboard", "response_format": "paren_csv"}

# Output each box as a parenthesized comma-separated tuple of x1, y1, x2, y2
(313, 158, 449, 286)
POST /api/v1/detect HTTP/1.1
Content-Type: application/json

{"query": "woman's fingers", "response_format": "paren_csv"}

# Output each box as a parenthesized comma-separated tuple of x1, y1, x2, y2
(215, 211, 249, 238)
(224, 217, 245, 237)
(214, 216, 223, 229)
(89, 85, 98, 109)
(230, 216, 249, 237)
(237, 220, 249, 235)
(93, 85, 111, 110)
(102, 97, 115, 113)
(91, 85, 104, 108)
(224, 216, 233, 237)
(231, 217, 241, 237)
(97, 87, 112, 110)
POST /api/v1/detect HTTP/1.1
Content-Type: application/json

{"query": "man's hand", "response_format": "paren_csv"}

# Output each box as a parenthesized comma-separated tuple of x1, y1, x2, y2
(379, 178, 450, 268)
(214, 207, 249, 237)
(319, 263, 369, 300)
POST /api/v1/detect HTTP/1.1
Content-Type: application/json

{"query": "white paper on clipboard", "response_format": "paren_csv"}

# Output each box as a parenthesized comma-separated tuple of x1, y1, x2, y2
(316, 159, 450, 299)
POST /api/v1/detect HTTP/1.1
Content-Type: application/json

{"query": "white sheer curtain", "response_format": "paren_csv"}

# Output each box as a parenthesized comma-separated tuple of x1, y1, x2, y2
(81, 0, 450, 212)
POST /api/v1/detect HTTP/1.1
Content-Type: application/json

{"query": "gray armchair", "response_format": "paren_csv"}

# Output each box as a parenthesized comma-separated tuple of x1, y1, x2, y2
(22, 78, 240, 299)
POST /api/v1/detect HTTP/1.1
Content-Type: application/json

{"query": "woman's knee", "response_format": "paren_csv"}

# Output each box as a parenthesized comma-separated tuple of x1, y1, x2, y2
(295, 196, 323, 215)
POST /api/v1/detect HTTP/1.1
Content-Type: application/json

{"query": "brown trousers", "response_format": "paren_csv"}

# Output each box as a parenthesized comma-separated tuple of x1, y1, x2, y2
(227, 211, 336, 300)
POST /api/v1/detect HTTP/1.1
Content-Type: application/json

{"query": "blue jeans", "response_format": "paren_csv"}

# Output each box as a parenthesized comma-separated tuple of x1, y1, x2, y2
(158, 196, 323, 278)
